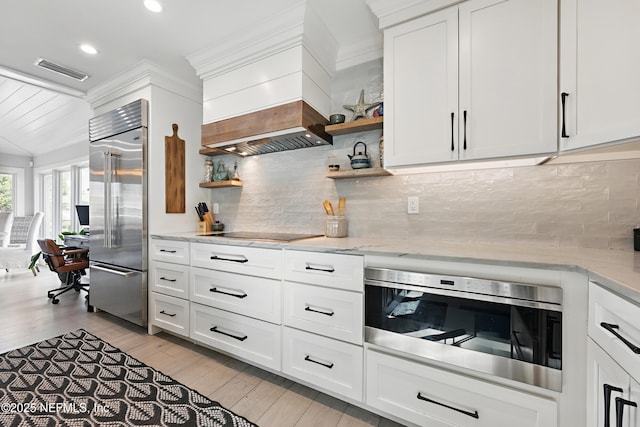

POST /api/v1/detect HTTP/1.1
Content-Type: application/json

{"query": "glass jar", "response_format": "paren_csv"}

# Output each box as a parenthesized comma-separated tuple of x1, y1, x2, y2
(203, 159, 213, 183)
(325, 215, 347, 238)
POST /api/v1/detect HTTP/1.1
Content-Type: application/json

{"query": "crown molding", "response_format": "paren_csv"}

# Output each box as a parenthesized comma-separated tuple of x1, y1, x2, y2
(366, 0, 462, 28)
(335, 36, 383, 71)
(86, 60, 202, 109)
(187, 2, 338, 80)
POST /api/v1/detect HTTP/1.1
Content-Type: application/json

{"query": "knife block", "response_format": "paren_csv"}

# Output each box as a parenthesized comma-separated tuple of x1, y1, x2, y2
(197, 221, 207, 233)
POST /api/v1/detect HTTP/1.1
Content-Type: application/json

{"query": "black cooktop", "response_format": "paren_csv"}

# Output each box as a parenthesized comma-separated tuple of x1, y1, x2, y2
(203, 231, 322, 242)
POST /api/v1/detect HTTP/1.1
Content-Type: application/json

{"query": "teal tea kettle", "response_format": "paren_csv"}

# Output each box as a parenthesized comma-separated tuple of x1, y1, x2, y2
(348, 141, 371, 169)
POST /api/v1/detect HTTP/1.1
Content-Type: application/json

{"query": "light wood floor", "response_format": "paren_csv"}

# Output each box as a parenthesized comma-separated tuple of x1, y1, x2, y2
(0, 268, 406, 427)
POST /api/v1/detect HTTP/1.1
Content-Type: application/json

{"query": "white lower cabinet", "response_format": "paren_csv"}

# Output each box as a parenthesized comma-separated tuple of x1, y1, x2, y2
(283, 282, 362, 345)
(190, 302, 281, 371)
(191, 267, 281, 324)
(366, 349, 557, 427)
(282, 327, 363, 401)
(149, 293, 189, 337)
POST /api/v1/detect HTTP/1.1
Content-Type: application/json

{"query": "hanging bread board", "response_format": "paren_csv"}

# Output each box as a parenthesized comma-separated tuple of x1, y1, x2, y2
(165, 123, 186, 213)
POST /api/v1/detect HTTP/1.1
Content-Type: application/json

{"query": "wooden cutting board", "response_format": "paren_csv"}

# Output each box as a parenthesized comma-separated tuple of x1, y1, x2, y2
(165, 123, 185, 213)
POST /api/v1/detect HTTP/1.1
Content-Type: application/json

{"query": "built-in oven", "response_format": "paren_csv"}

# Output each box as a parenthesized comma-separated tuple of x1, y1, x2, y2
(365, 267, 563, 391)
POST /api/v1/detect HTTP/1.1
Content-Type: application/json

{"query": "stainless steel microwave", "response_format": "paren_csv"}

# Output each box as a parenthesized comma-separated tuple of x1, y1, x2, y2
(364, 267, 563, 391)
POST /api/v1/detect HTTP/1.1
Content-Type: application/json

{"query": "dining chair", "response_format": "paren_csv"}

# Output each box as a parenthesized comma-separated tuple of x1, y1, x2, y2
(0, 212, 13, 247)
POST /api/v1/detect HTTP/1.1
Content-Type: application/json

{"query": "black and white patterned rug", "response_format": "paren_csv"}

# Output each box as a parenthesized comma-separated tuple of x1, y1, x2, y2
(0, 329, 257, 426)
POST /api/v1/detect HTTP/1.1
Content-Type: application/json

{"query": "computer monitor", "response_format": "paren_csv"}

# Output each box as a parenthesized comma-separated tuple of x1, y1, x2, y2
(75, 205, 89, 226)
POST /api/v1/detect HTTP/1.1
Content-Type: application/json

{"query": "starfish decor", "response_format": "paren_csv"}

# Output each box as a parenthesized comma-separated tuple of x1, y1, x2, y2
(343, 89, 381, 121)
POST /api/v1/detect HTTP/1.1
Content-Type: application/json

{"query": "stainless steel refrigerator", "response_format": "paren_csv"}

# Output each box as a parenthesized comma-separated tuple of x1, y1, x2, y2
(88, 99, 148, 327)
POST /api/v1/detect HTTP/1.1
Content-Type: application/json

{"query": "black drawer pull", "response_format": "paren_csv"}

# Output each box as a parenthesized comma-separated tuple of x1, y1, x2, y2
(159, 310, 176, 317)
(210, 326, 248, 342)
(450, 112, 455, 151)
(160, 277, 177, 282)
(305, 264, 335, 273)
(601, 322, 640, 354)
(304, 355, 334, 369)
(615, 397, 637, 427)
(604, 384, 624, 427)
(417, 392, 479, 419)
(210, 287, 248, 299)
(561, 92, 569, 138)
(305, 306, 334, 316)
(463, 110, 467, 150)
(160, 249, 177, 253)
(210, 255, 248, 263)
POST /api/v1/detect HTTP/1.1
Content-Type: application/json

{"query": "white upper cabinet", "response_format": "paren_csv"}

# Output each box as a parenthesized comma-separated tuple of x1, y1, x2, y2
(560, 0, 640, 152)
(382, 0, 557, 168)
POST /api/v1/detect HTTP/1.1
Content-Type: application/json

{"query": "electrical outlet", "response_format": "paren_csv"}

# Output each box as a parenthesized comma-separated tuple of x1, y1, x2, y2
(213, 203, 219, 214)
(408, 197, 419, 214)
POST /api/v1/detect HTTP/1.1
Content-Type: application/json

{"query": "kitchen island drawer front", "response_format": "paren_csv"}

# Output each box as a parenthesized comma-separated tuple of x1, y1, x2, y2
(283, 282, 362, 344)
(150, 293, 189, 337)
(366, 349, 557, 427)
(284, 250, 364, 291)
(191, 243, 282, 279)
(190, 303, 281, 371)
(149, 261, 189, 299)
(283, 327, 363, 402)
(191, 267, 281, 324)
(150, 239, 190, 264)
(589, 282, 640, 382)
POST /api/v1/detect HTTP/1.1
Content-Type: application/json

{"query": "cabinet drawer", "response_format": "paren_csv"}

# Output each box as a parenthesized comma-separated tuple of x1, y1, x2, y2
(191, 243, 282, 279)
(284, 250, 363, 291)
(191, 267, 281, 324)
(283, 327, 363, 402)
(149, 261, 189, 299)
(190, 303, 281, 371)
(366, 349, 557, 427)
(589, 282, 640, 382)
(283, 282, 362, 344)
(150, 293, 189, 337)
(150, 239, 190, 264)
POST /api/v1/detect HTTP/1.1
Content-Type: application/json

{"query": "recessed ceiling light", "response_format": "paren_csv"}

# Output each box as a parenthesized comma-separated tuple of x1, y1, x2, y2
(80, 44, 98, 55)
(144, 0, 163, 13)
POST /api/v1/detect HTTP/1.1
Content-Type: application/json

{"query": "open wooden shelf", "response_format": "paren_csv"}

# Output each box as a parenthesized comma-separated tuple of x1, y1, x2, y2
(325, 116, 383, 136)
(326, 167, 391, 179)
(199, 180, 243, 188)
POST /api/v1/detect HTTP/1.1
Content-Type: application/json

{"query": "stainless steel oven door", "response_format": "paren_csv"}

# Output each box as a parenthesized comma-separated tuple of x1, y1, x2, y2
(364, 268, 563, 392)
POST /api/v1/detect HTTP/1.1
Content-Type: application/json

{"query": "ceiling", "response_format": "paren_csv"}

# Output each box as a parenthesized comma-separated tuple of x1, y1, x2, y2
(0, 0, 381, 157)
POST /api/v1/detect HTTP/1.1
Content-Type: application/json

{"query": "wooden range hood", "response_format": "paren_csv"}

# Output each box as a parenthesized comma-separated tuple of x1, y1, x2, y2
(200, 100, 332, 157)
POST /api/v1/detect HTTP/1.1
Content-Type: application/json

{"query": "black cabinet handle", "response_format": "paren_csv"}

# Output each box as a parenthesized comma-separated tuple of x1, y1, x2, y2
(305, 306, 334, 316)
(417, 392, 479, 419)
(561, 92, 569, 138)
(159, 277, 177, 282)
(210, 287, 248, 299)
(605, 384, 624, 427)
(450, 112, 455, 151)
(304, 355, 334, 369)
(160, 249, 177, 253)
(305, 265, 335, 273)
(210, 326, 248, 341)
(463, 110, 467, 150)
(601, 322, 640, 354)
(615, 397, 637, 427)
(159, 310, 176, 317)
(210, 255, 249, 263)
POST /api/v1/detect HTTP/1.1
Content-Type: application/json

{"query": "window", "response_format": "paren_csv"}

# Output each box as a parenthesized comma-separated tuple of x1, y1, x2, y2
(0, 172, 14, 212)
(38, 164, 89, 240)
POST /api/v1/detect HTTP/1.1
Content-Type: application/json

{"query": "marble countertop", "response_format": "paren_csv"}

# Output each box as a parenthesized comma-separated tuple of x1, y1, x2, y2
(152, 232, 640, 304)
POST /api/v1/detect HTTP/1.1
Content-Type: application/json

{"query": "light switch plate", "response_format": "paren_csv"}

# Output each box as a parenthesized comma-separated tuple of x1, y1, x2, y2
(213, 203, 219, 214)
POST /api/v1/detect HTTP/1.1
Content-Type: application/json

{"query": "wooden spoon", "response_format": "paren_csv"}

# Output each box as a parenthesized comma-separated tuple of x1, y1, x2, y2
(323, 200, 334, 215)
(338, 197, 346, 216)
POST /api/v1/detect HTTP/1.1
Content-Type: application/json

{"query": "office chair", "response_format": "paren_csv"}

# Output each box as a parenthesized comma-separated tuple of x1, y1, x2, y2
(37, 239, 89, 304)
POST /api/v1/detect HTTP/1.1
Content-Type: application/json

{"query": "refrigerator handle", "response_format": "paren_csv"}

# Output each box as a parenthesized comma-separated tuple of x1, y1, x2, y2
(103, 151, 111, 248)
(92, 263, 139, 278)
